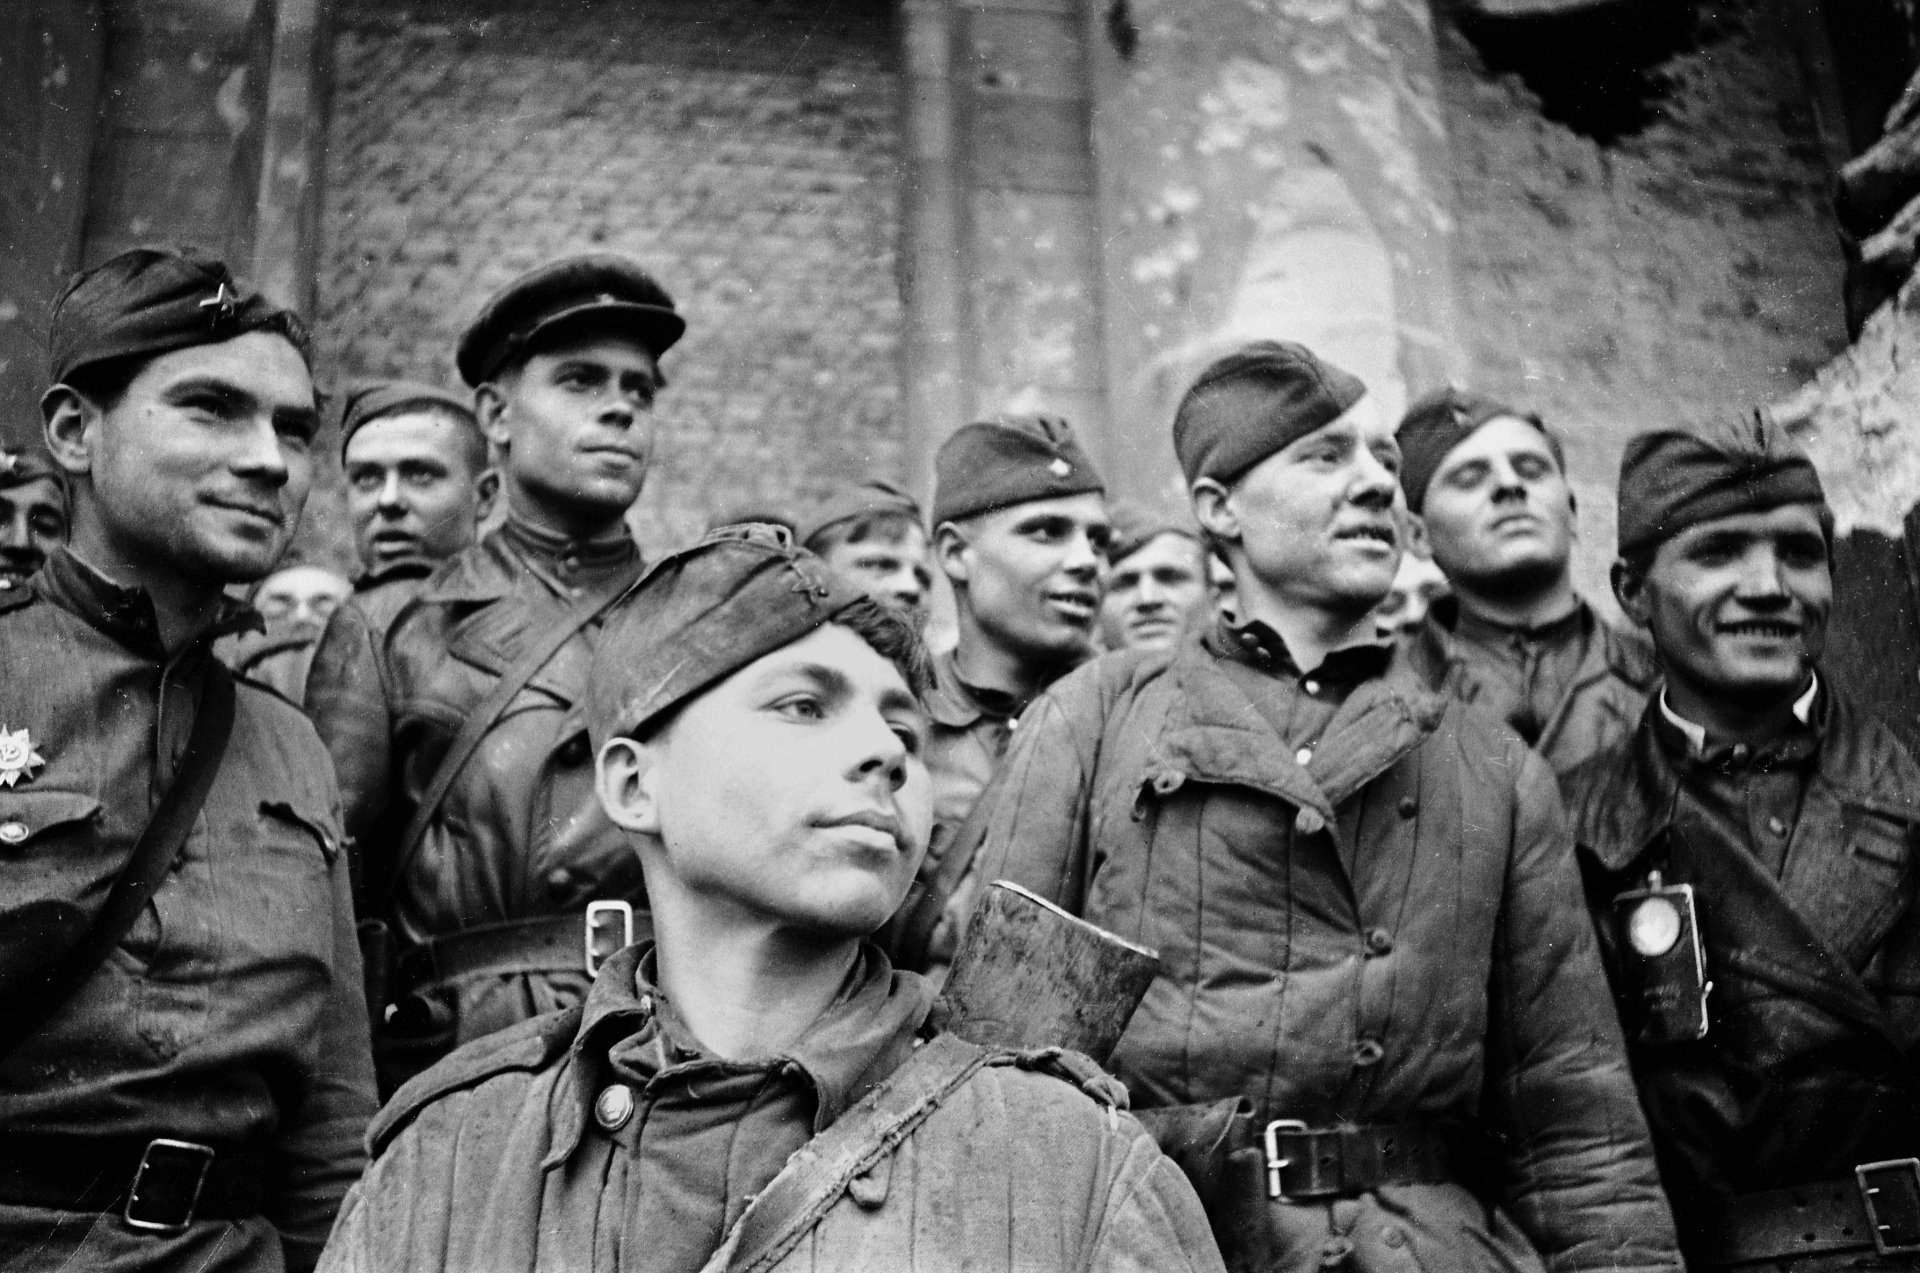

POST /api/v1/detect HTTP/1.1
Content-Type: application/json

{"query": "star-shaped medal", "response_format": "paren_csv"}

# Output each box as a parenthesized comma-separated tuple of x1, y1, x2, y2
(198, 282, 239, 323)
(0, 725, 45, 788)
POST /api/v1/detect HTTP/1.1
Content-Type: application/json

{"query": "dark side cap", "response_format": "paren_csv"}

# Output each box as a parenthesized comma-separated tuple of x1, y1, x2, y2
(49, 245, 312, 385)
(931, 414, 1104, 527)
(1396, 386, 1557, 514)
(1616, 412, 1828, 559)
(798, 479, 925, 548)
(1107, 500, 1200, 564)
(586, 524, 874, 749)
(1173, 340, 1366, 486)
(337, 379, 480, 457)
(456, 254, 685, 387)
(0, 445, 66, 494)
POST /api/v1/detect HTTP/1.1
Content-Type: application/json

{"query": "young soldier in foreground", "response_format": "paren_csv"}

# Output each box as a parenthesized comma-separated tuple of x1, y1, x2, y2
(1399, 386, 1655, 776)
(0, 247, 374, 1271)
(318, 527, 1225, 1273)
(1566, 419, 1920, 1271)
(962, 341, 1679, 1271)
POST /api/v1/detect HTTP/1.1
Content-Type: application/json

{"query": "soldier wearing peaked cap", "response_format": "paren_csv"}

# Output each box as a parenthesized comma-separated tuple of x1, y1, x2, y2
(0, 444, 68, 592)
(316, 525, 1225, 1273)
(1564, 416, 1920, 1270)
(1398, 387, 1656, 780)
(0, 246, 375, 1271)
(304, 253, 684, 1092)
(953, 341, 1680, 1272)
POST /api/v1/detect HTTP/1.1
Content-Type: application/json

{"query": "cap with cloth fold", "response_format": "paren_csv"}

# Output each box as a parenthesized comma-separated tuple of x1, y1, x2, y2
(0, 446, 66, 495)
(336, 379, 479, 457)
(1106, 501, 1199, 565)
(456, 254, 684, 388)
(1615, 413, 1829, 560)
(1395, 386, 1560, 514)
(798, 479, 924, 548)
(586, 523, 895, 748)
(1173, 340, 1367, 486)
(931, 415, 1104, 527)
(48, 245, 312, 385)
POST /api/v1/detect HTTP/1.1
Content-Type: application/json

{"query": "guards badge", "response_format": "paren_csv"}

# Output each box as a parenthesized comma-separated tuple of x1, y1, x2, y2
(0, 726, 45, 787)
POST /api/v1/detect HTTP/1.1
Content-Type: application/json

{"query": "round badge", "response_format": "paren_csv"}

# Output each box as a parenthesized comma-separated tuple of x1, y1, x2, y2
(1628, 896, 1683, 957)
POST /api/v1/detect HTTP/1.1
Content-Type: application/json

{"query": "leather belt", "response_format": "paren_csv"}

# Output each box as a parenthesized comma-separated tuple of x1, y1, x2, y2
(1695, 1159, 1920, 1267)
(1245, 1119, 1468, 1201)
(0, 1135, 263, 1232)
(397, 902, 637, 990)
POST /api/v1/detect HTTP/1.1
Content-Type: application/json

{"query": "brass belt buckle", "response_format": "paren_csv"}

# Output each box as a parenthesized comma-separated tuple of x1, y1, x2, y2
(123, 1138, 215, 1234)
(584, 900, 634, 976)
(1857, 1158, 1920, 1257)
(1262, 1119, 1310, 1199)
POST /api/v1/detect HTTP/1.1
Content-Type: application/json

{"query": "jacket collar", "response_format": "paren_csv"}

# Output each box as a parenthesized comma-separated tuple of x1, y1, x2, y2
(544, 941, 936, 1168)
(925, 646, 1045, 729)
(424, 516, 640, 607)
(1655, 675, 1820, 760)
(39, 546, 262, 659)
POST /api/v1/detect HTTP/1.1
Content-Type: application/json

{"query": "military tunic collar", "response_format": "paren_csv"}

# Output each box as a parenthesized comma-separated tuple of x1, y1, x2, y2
(498, 510, 637, 598)
(1654, 675, 1822, 769)
(1205, 613, 1393, 687)
(924, 646, 1035, 729)
(38, 546, 261, 657)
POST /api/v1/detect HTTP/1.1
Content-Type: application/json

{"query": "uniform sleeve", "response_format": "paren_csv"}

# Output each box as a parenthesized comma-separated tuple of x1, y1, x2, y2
(1083, 1123, 1230, 1273)
(1483, 748, 1683, 1273)
(271, 799, 379, 1273)
(959, 668, 1112, 918)
(304, 603, 395, 912)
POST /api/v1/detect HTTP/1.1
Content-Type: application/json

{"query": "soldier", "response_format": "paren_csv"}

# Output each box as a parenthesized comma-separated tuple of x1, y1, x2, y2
(0, 445, 68, 591)
(797, 478, 933, 629)
(961, 342, 1679, 1271)
(304, 253, 682, 1089)
(1565, 419, 1920, 1271)
(228, 561, 351, 702)
(317, 527, 1225, 1273)
(337, 379, 495, 580)
(0, 246, 374, 1270)
(1399, 387, 1656, 776)
(1098, 503, 1211, 653)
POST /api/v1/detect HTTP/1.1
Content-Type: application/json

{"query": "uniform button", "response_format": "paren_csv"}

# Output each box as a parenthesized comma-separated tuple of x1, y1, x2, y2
(1397, 797, 1418, 819)
(1767, 816, 1787, 836)
(1152, 771, 1186, 796)
(1294, 807, 1327, 836)
(1303, 678, 1321, 695)
(1352, 1037, 1385, 1067)
(0, 820, 25, 845)
(1365, 928, 1393, 956)
(1295, 746, 1314, 766)
(1730, 744, 1751, 765)
(593, 1084, 635, 1131)
(546, 867, 575, 896)
(1381, 1225, 1406, 1249)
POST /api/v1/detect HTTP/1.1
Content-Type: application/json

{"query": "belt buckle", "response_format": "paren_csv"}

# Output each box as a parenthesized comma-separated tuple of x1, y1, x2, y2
(584, 900, 634, 977)
(123, 1138, 215, 1234)
(1262, 1119, 1310, 1199)
(1857, 1158, 1920, 1257)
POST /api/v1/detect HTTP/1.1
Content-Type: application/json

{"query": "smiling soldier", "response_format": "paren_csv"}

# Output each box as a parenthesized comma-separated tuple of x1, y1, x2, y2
(0, 247, 374, 1270)
(0, 446, 68, 592)
(959, 341, 1679, 1272)
(1398, 387, 1656, 777)
(317, 527, 1225, 1273)
(1565, 418, 1920, 1271)
(304, 254, 682, 1091)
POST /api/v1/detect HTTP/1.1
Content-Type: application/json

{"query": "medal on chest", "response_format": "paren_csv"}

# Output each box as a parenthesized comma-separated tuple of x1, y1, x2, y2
(0, 725, 45, 788)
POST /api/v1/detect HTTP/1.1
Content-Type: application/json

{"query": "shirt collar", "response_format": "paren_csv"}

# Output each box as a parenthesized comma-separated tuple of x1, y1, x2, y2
(924, 646, 1035, 728)
(1207, 613, 1393, 686)
(1449, 596, 1587, 648)
(1656, 673, 1821, 761)
(38, 546, 262, 657)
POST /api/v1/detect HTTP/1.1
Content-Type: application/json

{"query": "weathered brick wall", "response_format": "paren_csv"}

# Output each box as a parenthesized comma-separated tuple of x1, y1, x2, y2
(1435, 0, 1850, 600)
(314, 0, 903, 559)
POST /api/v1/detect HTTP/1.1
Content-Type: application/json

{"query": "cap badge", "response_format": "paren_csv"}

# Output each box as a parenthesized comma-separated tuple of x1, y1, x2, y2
(0, 450, 16, 476)
(1049, 458, 1072, 478)
(0, 726, 46, 788)
(198, 282, 239, 324)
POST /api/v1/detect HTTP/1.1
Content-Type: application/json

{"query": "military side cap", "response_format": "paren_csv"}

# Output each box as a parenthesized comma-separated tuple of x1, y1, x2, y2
(1173, 340, 1366, 486)
(798, 479, 924, 548)
(0, 445, 66, 494)
(586, 524, 872, 749)
(456, 254, 684, 387)
(1106, 500, 1199, 564)
(1616, 413, 1827, 559)
(1396, 386, 1557, 514)
(49, 245, 312, 385)
(931, 415, 1104, 527)
(337, 379, 479, 457)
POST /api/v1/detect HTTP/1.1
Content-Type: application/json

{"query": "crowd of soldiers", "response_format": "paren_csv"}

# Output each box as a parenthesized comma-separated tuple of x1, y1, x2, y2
(0, 240, 1916, 1273)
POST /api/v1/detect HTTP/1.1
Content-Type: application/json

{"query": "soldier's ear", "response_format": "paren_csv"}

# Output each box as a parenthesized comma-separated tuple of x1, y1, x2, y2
(596, 736, 662, 836)
(1612, 558, 1652, 628)
(474, 382, 511, 454)
(1190, 478, 1239, 545)
(473, 467, 500, 525)
(41, 385, 100, 477)
(932, 520, 970, 587)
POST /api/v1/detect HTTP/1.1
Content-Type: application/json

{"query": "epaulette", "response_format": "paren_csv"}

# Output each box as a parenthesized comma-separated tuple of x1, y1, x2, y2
(988, 1045, 1130, 1110)
(370, 1004, 584, 1154)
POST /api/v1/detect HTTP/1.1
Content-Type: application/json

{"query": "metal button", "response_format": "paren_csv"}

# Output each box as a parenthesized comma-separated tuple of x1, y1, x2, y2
(1381, 1226, 1406, 1249)
(1295, 746, 1314, 766)
(0, 820, 25, 845)
(1352, 1037, 1385, 1067)
(1397, 796, 1418, 819)
(1767, 816, 1787, 836)
(1303, 678, 1320, 695)
(1152, 771, 1185, 796)
(593, 1084, 635, 1131)
(1730, 744, 1751, 765)
(1366, 928, 1394, 956)
(1294, 807, 1326, 836)
(546, 867, 575, 896)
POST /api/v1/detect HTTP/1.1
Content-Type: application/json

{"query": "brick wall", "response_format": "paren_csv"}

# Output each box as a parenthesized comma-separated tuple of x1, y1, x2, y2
(314, 0, 903, 558)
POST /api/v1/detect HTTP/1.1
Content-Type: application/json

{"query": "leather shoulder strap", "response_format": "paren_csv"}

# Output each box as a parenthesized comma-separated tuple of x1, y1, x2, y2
(381, 564, 644, 911)
(0, 660, 236, 1059)
(710, 1033, 994, 1273)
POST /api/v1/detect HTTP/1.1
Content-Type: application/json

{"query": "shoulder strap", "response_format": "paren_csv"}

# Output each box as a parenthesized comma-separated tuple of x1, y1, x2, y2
(710, 1033, 994, 1273)
(381, 564, 644, 912)
(0, 660, 235, 1059)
